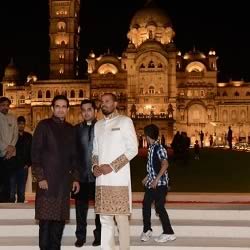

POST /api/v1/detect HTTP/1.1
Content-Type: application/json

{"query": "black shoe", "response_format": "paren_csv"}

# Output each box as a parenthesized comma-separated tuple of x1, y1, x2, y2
(92, 238, 101, 246)
(75, 239, 85, 247)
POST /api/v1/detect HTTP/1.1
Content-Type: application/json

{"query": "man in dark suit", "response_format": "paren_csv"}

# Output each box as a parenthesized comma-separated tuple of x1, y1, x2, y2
(73, 99, 101, 247)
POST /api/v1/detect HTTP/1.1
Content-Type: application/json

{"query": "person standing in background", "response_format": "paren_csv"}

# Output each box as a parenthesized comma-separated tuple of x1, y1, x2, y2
(9, 116, 32, 203)
(0, 96, 18, 202)
(73, 99, 101, 247)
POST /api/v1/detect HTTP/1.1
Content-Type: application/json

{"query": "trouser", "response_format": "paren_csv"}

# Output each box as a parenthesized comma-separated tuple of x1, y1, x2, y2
(39, 220, 65, 250)
(75, 199, 101, 241)
(0, 157, 10, 202)
(9, 167, 28, 202)
(100, 214, 129, 250)
(142, 186, 174, 234)
(74, 182, 101, 241)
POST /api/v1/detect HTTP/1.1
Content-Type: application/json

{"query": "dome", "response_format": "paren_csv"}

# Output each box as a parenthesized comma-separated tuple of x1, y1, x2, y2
(2, 59, 20, 83)
(127, 4, 175, 48)
(130, 7, 171, 29)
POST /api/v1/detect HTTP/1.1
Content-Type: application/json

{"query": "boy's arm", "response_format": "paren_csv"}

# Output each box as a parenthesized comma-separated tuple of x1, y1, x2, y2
(150, 160, 168, 188)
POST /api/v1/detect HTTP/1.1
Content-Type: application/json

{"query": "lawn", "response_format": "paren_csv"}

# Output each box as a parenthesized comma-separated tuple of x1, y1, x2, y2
(130, 148, 250, 193)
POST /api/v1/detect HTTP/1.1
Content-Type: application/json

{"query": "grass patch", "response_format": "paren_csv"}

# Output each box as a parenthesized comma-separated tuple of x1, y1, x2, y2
(130, 148, 250, 192)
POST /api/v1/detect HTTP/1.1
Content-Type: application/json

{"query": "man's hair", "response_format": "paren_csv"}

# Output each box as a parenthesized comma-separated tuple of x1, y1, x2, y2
(0, 96, 11, 105)
(17, 116, 26, 123)
(80, 99, 96, 109)
(144, 124, 159, 140)
(51, 95, 69, 107)
(101, 93, 117, 102)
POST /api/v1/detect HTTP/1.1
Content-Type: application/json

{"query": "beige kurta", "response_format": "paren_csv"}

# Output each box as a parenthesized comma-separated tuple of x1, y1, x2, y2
(92, 113, 138, 215)
(0, 112, 18, 157)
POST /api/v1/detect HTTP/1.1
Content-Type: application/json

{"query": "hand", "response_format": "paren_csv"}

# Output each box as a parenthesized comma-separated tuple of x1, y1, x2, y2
(142, 176, 147, 186)
(72, 181, 80, 194)
(150, 179, 158, 189)
(38, 180, 48, 190)
(93, 165, 102, 177)
(100, 164, 113, 175)
(5, 145, 16, 159)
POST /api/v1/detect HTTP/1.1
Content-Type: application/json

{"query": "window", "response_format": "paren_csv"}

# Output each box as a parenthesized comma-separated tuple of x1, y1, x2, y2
(19, 95, 25, 104)
(46, 90, 51, 98)
(38, 90, 42, 98)
(222, 91, 227, 96)
(246, 91, 250, 96)
(148, 86, 155, 94)
(234, 91, 239, 96)
(79, 90, 84, 98)
(70, 90, 75, 98)
(148, 60, 155, 68)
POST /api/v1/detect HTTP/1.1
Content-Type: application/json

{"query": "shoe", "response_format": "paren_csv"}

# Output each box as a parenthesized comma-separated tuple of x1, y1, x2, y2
(140, 230, 152, 242)
(154, 233, 176, 243)
(74, 239, 85, 247)
(92, 238, 101, 246)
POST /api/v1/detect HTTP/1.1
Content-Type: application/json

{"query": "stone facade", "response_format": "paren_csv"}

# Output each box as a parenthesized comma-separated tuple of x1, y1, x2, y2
(2, 1, 250, 146)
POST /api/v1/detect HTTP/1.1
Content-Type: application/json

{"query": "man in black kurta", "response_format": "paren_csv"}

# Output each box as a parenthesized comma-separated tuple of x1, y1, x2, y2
(32, 95, 80, 250)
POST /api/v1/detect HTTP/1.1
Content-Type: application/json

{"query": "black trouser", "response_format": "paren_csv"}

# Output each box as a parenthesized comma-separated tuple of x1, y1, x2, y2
(39, 220, 65, 250)
(142, 185, 174, 234)
(0, 157, 10, 202)
(74, 182, 101, 241)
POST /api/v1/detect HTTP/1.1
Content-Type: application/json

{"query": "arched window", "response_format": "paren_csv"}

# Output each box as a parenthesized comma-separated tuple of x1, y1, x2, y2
(38, 90, 43, 98)
(79, 90, 84, 98)
(57, 21, 66, 31)
(234, 91, 240, 96)
(70, 90, 75, 98)
(46, 90, 51, 98)
(148, 86, 155, 94)
(246, 91, 250, 96)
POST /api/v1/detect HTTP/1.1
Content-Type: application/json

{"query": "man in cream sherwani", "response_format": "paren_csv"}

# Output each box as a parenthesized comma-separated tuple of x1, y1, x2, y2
(92, 93, 138, 250)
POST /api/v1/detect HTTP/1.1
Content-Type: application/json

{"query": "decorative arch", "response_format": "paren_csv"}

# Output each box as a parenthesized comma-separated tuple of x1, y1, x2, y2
(97, 63, 118, 74)
(70, 90, 75, 98)
(57, 21, 66, 31)
(186, 61, 206, 72)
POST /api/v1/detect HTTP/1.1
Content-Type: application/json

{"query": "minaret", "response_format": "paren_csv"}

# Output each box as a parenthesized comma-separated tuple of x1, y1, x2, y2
(49, 0, 80, 79)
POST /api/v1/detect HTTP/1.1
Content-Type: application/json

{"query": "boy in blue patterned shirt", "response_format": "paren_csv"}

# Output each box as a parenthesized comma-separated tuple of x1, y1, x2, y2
(140, 124, 176, 243)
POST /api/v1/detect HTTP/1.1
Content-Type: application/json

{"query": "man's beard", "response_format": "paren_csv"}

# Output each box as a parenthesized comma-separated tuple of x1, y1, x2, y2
(101, 107, 112, 116)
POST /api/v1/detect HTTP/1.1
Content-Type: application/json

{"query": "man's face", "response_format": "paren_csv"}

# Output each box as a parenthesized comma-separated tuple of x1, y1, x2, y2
(18, 121, 25, 132)
(101, 95, 117, 116)
(0, 101, 10, 115)
(51, 99, 69, 119)
(81, 103, 95, 122)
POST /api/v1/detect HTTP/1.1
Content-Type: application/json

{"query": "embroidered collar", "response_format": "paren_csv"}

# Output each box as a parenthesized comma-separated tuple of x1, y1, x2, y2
(104, 111, 119, 120)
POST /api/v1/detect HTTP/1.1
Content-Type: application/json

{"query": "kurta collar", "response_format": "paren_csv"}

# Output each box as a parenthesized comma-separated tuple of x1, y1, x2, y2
(104, 111, 119, 120)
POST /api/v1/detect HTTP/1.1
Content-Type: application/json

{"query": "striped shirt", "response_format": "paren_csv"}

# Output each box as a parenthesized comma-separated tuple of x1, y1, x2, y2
(145, 142, 169, 188)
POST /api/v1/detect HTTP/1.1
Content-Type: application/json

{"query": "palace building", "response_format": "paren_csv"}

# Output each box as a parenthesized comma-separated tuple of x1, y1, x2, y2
(2, 0, 250, 145)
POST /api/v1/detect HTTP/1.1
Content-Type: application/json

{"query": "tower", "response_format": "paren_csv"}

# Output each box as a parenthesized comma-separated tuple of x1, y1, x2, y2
(49, 0, 80, 79)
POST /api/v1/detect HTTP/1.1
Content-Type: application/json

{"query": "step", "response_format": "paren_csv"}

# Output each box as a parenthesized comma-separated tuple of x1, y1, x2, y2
(0, 236, 250, 249)
(1, 203, 250, 249)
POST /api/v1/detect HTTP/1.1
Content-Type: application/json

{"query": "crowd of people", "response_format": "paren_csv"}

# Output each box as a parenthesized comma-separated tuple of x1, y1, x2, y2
(0, 93, 176, 249)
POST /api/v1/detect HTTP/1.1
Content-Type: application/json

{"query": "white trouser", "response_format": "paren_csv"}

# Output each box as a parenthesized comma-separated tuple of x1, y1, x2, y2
(100, 214, 130, 250)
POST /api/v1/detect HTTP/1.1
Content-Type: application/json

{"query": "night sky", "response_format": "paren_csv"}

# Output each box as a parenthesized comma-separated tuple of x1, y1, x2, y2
(0, 0, 249, 85)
